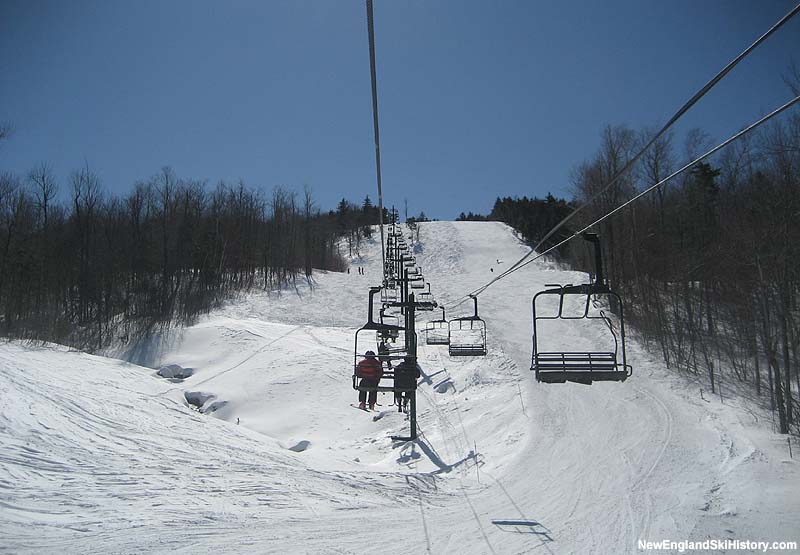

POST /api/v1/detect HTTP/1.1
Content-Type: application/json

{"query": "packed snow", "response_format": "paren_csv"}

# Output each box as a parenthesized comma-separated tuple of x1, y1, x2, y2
(2, 221, 798, 554)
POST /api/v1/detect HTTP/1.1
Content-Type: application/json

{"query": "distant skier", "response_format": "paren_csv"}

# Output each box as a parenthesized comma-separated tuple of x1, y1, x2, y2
(356, 350, 382, 410)
(393, 356, 421, 413)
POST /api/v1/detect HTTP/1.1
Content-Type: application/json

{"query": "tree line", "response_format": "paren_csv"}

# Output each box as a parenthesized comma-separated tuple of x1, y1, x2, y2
(458, 113, 799, 435)
(566, 115, 800, 435)
(0, 161, 380, 351)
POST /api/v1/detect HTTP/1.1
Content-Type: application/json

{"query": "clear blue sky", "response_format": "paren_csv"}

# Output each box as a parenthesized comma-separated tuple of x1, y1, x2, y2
(1, 0, 798, 219)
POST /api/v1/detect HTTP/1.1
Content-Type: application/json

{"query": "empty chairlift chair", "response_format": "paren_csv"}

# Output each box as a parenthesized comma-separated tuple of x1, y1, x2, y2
(415, 283, 437, 312)
(425, 307, 449, 345)
(378, 308, 400, 342)
(530, 233, 632, 385)
(448, 295, 487, 356)
(410, 275, 426, 290)
(381, 284, 398, 304)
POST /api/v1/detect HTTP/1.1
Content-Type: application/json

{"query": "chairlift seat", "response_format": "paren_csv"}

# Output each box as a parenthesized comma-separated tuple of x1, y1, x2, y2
(448, 320, 487, 356)
(533, 352, 628, 384)
(352, 370, 417, 393)
(425, 328, 449, 345)
(381, 288, 399, 304)
(425, 308, 449, 345)
(449, 343, 487, 357)
(448, 296, 487, 357)
(415, 287, 436, 310)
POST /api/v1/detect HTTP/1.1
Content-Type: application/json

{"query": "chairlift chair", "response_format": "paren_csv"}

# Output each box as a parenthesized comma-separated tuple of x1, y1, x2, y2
(381, 285, 398, 304)
(410, 276, 426, 290)
(379, 308, 401, 342)
(448, 295, 487, 356)
(531, 233, 632, 385)
(425, 307, 449, 345)
(353, 288, 416, 393)
(415, 283, 437, 311)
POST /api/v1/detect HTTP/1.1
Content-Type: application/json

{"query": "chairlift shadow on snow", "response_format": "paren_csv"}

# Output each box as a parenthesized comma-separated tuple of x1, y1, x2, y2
(491, 519, 554, 541)
(433, 376, 455, 394)
(418, 367, 445, 387)
(489, 474, 555, 547)
(393, 435, 483, 476)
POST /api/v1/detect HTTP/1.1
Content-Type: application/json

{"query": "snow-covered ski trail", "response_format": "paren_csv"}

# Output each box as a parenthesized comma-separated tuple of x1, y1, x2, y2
(2, 221, 798, 554)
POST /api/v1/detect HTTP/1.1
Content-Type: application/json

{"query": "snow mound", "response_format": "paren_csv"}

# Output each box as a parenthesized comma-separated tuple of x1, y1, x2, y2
(184, 390, 231, 416)
(157, 364, 194, 380)
(184, 390, 215, 408)
(288, 440, 311, 452)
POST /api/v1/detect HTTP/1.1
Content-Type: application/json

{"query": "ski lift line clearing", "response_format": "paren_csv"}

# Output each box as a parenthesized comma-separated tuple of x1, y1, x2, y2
(531, 233, 632, 385)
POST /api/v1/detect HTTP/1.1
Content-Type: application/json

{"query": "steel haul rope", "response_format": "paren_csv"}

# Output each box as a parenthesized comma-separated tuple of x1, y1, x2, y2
(366, 0, 387, 281)
(448, 94, 800, 310)
(445, 2, 800, 310)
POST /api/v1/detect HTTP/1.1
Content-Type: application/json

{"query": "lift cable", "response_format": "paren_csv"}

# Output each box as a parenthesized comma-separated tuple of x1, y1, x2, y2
(444, 2, 800, 310)
(446, 93, 800, 311)
(366, 0, 387, 280)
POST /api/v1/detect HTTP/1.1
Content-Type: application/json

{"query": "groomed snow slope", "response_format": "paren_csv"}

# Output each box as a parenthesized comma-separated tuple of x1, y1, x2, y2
(2, 221, 798, 554)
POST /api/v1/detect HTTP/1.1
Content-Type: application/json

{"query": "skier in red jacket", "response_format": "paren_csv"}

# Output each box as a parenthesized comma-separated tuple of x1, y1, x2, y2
(356, 350, 383, 410)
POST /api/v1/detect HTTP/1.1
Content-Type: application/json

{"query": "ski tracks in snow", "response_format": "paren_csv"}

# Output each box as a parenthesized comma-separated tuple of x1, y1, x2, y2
(5, 221, 799, 554)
